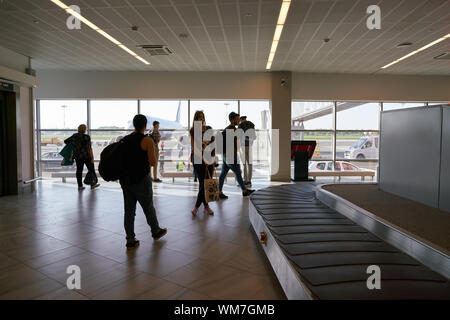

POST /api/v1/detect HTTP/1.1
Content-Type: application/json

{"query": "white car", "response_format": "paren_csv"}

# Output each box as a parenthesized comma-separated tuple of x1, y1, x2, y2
(344, 135, 379, 159)
(309, 161, 364, 172)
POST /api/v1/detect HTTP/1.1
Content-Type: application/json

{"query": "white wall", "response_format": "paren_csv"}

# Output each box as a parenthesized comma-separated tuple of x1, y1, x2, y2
(36, 71, 272, 100)
(36, 70, 450, 102)
(292, 73, 450, 102)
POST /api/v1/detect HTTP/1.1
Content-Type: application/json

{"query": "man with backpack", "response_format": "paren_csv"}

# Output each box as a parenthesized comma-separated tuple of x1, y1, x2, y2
(119, 115, 167, 248)
(218, 112, 255, 199)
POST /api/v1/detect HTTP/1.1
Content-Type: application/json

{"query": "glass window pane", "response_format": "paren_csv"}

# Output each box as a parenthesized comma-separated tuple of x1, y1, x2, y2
(337, 102, 380, 130)
(428, 102, 448, 106)
(157, 129, 191, 173)
(140, 100, 189, 129)
(291, 131, 332, 160)
(90, 130, 130, 161)
(90, 100, 138, 130)
(383, 102, 425, 111)
(337, 131, 379, 160)
(190, 100, 238, 129)
(291, 101, 333, 130)
(40, 100, 87, 129)
(39, 131, 74, 178)
(239, 100, 271, 129)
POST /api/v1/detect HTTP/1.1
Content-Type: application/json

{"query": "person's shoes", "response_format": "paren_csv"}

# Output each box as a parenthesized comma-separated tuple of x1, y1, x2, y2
(154, 179, 162, 183)
(194, 178, 198, 182)
(78, 186, 85, 191)
(126, 239, 140, 249)
(242, 189, 255, 197)
(152, 228, 167, 240)
(91, 183, 100, 190)
(219, 192, 228, 200)
(204, 206, 214, 215)
(245, 181, 252, 186)
(192, 207, 199, 216)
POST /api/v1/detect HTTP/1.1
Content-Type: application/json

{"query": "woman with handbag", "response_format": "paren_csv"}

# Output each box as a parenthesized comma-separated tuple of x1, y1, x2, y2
(64, 124, 100, 191)
(190, 111, 215, 216)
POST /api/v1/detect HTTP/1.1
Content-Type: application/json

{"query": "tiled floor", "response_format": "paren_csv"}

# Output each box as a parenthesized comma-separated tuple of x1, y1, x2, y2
(0, 178, 287, 300)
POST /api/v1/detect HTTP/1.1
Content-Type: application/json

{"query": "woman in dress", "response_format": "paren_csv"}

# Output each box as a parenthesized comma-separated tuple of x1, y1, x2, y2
(190, 111, 215, 215)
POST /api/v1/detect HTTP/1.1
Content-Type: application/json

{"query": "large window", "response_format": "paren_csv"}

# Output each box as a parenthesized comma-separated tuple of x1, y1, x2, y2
(36, 99, 272, 181)
(190, 100, 238, 129)
(140, 100, 189, 129)
(336, 102, 380, 131)
(292, 101, 333, 130)
(292, 101, 381, 181)
(39, 100, 87, 129)
(90, 100, 138, 130)
(240, 101, 271, 177)
(141, 100, 190, 174)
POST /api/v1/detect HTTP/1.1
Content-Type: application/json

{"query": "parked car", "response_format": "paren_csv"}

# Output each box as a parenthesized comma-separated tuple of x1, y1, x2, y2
(309, 161, 366, 172)
(344, 135, 379, 159)
(41, 152, 63, 160)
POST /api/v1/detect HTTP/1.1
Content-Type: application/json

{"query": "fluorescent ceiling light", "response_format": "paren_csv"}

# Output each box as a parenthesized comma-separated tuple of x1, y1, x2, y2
(49, 0, 150, 65)
(266, 1, 291, 70)
(381, 33, 450, 69)
(270, 41, 279, 54)
(277, 1, 291, 25)
(273, 25, 283, 41)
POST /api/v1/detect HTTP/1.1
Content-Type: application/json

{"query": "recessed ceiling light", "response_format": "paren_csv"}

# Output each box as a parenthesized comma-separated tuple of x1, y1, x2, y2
(179, 33, 188, 39)
(33, 20, 39, 24)
(266, 0, 291, 70)
(396, 42, 412, 48)
(245, 13, 253, 17)
(49, 0, 150, 65)
(381, 33, 450, 69)
(323, 38, 330, 43)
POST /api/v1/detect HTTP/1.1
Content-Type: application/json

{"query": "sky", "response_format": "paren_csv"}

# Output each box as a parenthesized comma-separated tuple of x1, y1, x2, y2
(39, 100, 425, 131)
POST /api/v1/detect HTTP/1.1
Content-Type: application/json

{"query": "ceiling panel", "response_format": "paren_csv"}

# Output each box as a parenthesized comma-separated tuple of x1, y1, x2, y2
(0, 0, 447, 75)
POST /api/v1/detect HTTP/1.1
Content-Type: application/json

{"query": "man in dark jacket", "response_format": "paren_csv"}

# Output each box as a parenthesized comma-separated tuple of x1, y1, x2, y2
(64, 124, 100, 191)
(218, 112, 255, 199)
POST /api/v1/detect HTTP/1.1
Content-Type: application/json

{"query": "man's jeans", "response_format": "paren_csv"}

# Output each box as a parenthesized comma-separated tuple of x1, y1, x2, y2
(120, 174, 160, 240)
(219, 157, 247, 192)
(241, 146, 253, 183)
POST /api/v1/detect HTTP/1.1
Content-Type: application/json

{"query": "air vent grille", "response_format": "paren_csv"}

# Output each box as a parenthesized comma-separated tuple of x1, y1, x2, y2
(433, 52, 450, 60)
(138, 45, 174, 56)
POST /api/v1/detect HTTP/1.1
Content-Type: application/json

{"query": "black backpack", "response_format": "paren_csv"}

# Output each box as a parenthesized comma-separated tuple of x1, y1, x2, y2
(98, 140, 125, 181)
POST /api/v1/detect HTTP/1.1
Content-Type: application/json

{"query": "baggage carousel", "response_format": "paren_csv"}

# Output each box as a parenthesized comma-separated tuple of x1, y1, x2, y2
(249, 183, 450, 299)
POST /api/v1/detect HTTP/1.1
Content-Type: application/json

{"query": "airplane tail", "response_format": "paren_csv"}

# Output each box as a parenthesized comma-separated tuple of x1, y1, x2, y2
(175, 101, 181, 123)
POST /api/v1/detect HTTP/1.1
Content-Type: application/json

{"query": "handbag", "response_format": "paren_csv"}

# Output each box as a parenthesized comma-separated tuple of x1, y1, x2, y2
(59, 143, 75, 166)
(204, 165, 220, 203)
(83, 170, 98, 186)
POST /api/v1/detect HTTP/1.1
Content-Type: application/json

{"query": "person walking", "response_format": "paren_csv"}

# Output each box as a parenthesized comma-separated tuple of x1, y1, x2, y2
(190, 111, 214, 215)
(218, 112, 255, 199)
(238, 116, 256, 187)
(64, 124, 100, 191)
(120, 115, 167, 249)
(149, 120, 162, 183)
